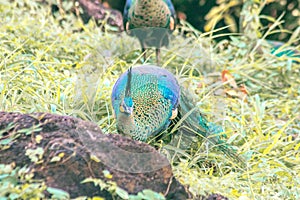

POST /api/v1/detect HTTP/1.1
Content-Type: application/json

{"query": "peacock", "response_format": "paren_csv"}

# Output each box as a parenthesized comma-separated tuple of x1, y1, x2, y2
(111, 65, 180, 141)
(111, 65, 238, 160)
(267, 40, 300, 62)
(123, 0, 176, 65)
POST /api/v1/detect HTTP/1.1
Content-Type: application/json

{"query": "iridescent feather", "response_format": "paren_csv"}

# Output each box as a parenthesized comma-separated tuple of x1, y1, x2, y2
(178, 89, 241, 161)
(111, 65, 180, 141)
(112, 65, 241, 162)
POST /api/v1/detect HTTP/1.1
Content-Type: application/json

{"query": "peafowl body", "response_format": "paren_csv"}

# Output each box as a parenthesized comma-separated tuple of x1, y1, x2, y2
(112, 65, 239, 160)
(111, 65, 180, 141)
(123, 0, 176, 65)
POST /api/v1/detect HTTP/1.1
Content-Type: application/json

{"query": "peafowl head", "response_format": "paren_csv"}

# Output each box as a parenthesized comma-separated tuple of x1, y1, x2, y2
(119, 67, 134, 115)
(120, 97, 133, 115)
(115, 67, 137, 139)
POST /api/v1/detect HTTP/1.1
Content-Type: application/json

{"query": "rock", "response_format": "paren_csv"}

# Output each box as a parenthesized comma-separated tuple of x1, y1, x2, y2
(0, 112, 190, 199)
(77, 0, 124, 31)
(201, 193, 229, 200)
(47, 0, 124, 32)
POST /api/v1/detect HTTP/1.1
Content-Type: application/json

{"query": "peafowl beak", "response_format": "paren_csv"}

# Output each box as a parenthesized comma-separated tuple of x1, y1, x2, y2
(120, 100, 134, 115)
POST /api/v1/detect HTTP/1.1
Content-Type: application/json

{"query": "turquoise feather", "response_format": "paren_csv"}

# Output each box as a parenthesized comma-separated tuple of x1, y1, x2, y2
(111, 65, 180, 141)
(178, 89, 239, 160)
(112, 65, 241, 162)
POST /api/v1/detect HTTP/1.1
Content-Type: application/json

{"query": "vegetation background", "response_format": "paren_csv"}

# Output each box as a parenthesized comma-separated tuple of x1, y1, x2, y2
(0, 0, 299, 199)
(104, 0, 299, 42)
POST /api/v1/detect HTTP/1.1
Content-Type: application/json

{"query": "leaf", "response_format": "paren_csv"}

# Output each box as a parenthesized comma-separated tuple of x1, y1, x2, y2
(295, 142, 300, 151)
(50, 156, 61, 163)
(47, 187, 70, 199)
(8, 193, 20, 200)
(58, 152, 65, 158)
(35, 135, 43, 144)
(91, 197, 105, 200)
(25, 147, 44, 163)
(224, 14, 237, 32)
(115, 187, 129, 199)
(50, 104, 57, 113)
(225, 89, 239, 97)
(239, 84, 249, 95)
(263, 118, 296, 155)
(91, 154, 101, 163)
(222, 70, 238, 88)
(0, 138, 13, 145)
(138, 190, 165, 200)
(102, 170, 112, 179)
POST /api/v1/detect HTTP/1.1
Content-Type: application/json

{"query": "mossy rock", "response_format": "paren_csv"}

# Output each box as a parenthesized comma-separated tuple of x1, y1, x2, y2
(0, 112, 190, 199)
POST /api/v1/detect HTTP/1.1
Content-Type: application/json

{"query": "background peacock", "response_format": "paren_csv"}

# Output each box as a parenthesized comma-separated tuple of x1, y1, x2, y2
(123, 0, 177, 65)
(111, 65, 238, 160)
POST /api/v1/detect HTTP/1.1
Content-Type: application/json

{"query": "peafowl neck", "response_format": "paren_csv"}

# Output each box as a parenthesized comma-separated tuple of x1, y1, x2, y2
(117, 112, 135, 136)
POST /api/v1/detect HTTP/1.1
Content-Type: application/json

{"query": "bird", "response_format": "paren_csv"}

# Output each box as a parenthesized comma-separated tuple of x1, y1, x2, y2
(111, 65, 240, 162)
(177, 88, 239, 160)
(111, 65, 180, 141)
(123, 0, 177, 65)
(267, 40, 300, 62)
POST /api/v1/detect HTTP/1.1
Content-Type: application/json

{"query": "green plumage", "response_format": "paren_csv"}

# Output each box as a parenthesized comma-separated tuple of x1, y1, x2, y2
(118, 77, 172, 141)
(112, 65, 241, 163)
(178, 89, 239, 160)
(111, 65, 180, 141)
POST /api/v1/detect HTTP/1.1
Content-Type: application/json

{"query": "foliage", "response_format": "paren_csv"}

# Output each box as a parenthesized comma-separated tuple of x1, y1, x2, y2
(175, 0, 299, 42)
(82, 177, 165, 200)
(0, 163, 46, 199)
(104, 0, 300, 42)
(0, 163, 71, 199)
(0, 123, 43, 150)
(1, 0, 300, 199)
(204, 0, 299, 42)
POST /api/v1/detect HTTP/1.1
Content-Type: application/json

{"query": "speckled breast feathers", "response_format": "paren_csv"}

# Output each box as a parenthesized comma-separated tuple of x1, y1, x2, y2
(111, 65, 180, 141)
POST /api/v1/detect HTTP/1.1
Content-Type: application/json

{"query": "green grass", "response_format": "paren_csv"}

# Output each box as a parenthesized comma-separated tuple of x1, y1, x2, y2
(1, 1, 300, 199)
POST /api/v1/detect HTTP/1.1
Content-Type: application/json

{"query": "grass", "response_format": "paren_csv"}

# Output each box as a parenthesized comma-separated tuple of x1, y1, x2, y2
(1, 1, 300, 199)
